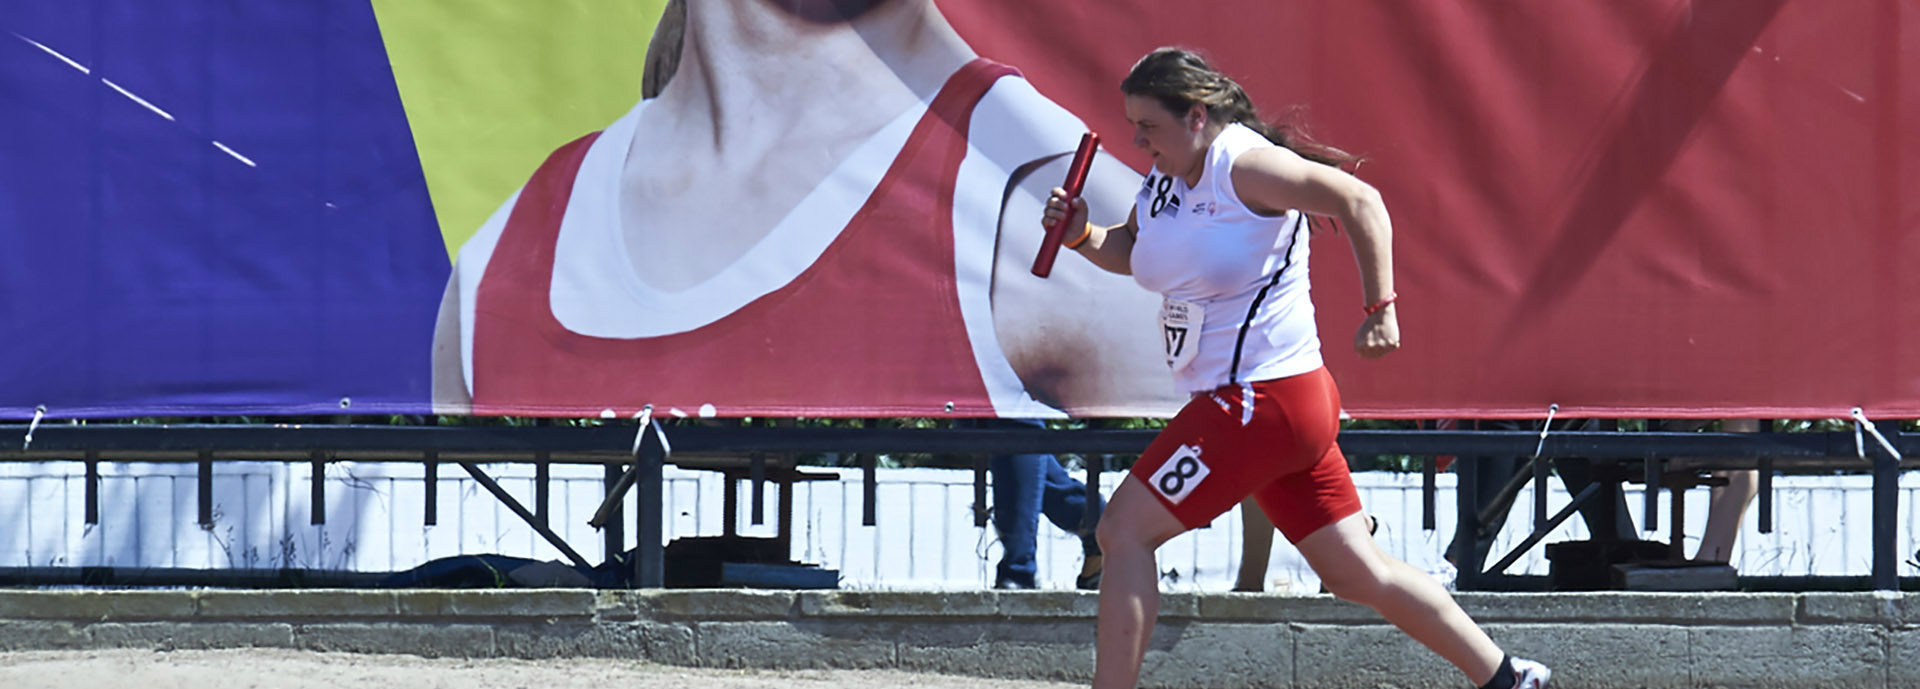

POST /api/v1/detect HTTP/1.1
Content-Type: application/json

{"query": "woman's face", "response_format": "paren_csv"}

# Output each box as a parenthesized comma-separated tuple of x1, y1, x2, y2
(1124, 95, 1205, 175)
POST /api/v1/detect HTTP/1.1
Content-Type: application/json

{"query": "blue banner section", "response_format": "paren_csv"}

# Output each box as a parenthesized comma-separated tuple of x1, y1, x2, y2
(0, 2, 447, 418)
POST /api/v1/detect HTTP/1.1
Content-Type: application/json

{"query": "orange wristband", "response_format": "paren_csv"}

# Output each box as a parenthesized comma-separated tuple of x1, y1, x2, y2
(1363, 292, 1397, 315)
(1062, 222, 1094, 249)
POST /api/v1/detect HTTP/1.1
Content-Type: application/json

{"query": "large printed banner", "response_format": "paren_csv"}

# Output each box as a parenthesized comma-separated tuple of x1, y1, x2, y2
(2, 1, 1914, 419)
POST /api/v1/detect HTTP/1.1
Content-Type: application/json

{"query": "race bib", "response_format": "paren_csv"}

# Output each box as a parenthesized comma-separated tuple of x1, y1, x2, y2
(1148, 444, 1210, 504)
(1159, 297, 1203, 371)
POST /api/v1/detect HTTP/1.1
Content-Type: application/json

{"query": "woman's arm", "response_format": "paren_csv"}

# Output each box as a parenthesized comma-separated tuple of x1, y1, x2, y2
(1044, 191, 1138, 276)
(1231, 147, 1400, 358)
(991, 153, 1185, 415)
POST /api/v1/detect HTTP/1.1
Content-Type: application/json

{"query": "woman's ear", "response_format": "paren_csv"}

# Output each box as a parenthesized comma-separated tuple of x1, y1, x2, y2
(1186, 103, 1209, 132)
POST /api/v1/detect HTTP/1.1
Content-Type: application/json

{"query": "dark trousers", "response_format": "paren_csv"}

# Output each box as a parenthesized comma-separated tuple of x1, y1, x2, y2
(963, 418, 1103, 587)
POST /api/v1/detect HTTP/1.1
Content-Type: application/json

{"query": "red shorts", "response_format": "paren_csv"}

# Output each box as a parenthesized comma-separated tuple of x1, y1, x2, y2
(1128, 367, 1363, 543)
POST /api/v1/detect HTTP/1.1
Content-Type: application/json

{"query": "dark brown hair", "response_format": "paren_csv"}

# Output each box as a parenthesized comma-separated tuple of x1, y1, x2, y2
(641, 0, 687, 99)
(1120, 47, 1359, 170)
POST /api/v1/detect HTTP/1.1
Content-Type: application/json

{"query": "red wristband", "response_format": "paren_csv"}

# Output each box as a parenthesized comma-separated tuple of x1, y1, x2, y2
(1363, 292, 1397, 316)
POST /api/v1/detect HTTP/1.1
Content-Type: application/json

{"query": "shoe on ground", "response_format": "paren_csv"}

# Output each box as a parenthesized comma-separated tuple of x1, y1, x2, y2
(994, 576, 1036, 590)
(1510, 657, 1552, 689)
(1075, 554, 1102, 591)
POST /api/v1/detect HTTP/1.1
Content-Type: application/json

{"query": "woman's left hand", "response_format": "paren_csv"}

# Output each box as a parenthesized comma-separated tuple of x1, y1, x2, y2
(1354, 308, 1400, 359)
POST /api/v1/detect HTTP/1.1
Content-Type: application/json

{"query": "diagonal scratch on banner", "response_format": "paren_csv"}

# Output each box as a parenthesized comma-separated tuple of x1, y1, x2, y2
(100, 77, 177, 121)
(14, 31, 89, 74)
(12, 32, 258, 168)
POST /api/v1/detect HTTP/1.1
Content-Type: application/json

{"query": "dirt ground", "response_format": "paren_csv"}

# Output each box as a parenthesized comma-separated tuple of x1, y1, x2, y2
(0, 649, 1082, 689)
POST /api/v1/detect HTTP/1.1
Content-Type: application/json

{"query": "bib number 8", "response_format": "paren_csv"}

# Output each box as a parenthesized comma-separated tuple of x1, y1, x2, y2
(1147, 444, 1210, 504)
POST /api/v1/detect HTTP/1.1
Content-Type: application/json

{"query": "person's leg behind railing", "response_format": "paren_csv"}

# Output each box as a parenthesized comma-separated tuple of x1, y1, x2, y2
(1697, 419, 1760, 563)
(1036, 447, 1105, 588)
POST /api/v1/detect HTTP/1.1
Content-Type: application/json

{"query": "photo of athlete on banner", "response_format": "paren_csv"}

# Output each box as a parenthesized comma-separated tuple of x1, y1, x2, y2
(432, 0, 1183, 418)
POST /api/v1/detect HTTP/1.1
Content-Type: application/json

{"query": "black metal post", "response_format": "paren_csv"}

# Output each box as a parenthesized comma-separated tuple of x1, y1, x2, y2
(1757, 454, 1773, 534)
(634, 435, 665, 588)
(83, 450, 99, 525)
(861, 453, 877, 527)
(603, 462, 624, 564)
(723, 475, 739, 537)
(1422, 455, 1437, 531)
(750, 452, 766, 526)
(1669, 476, 1686, 560)
(1084, 454, 1103, 533)
(777, 476, 795, 556)
(973, 454, 989, 528)
(1642, 456, 1660, 533)
(1533, 453, 1549, 531)
(1595, 460, 1623, 545)
(310, 451, 326, 525)
(535, 451, 550, 528)
(423, 452, 438, 526)
(197, 450, 214, 528)
(1594, 420, 1623, 546)
(1453, 454, 1482, 590)
(1873, 418, 1899, 591)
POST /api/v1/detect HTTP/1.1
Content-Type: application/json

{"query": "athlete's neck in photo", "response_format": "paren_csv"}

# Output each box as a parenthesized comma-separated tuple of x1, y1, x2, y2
(660, 0, 976, 152)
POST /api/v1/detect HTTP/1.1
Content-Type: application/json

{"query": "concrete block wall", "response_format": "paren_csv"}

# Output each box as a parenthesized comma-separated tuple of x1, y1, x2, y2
(0, 589, 1913, 688)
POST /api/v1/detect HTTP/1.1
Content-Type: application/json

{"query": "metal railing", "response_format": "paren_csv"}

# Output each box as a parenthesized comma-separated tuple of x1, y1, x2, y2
(2, 423, 1914, 589)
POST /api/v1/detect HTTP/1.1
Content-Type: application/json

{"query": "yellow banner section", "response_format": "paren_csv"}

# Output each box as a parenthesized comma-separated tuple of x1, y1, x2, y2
(371, 0, 669, 257)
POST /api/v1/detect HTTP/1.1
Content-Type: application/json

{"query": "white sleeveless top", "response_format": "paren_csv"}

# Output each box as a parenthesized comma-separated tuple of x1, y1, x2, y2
(1130, 123, 1322, 395)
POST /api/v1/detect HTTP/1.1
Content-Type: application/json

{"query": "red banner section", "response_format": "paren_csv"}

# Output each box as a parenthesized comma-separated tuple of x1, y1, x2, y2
(949, 0, 1917, 418)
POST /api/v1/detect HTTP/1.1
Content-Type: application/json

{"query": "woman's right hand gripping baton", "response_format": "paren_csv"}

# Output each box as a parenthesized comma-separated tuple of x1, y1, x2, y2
(1031, 133, 1100, 278)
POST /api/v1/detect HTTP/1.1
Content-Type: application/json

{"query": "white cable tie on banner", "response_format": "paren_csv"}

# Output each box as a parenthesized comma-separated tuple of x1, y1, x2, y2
(22, 405, 46, 450)
(1853, 410, 1866, 461)
(653, 416, 672, 459)
(1850, 407, 1903, 461)
(1532, 403, 1559, 459)
(631, 406, 653, 455)
(630, 405, 672, 460)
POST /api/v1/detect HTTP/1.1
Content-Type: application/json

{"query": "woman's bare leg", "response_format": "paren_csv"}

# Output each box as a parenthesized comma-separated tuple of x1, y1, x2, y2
(1234, 497, 1274, 591)
(1092, 478, 1188, 689)
(1698, 419, 1760, 563)
(1297, 513, 1506, 686)
(1697, 469, 1758, 562)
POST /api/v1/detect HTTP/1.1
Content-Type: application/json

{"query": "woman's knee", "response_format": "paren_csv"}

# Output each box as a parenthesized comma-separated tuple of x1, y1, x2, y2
(1096, 507, 1177, 555)
(1094, 481, 1189, 554)
(1095, 515, 1142, 554)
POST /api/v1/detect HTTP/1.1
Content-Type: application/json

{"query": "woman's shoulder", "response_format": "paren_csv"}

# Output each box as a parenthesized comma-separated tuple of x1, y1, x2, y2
(1216, 124, 1289, 158)
(1216, 128, 1315, 217)
(1221, 129, 1307, 178)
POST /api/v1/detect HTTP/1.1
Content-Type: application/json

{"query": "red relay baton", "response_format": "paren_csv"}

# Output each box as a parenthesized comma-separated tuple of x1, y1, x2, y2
(1030, 132, 1100, 278)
